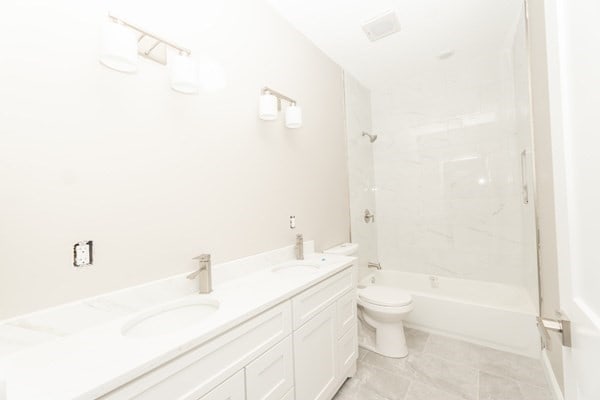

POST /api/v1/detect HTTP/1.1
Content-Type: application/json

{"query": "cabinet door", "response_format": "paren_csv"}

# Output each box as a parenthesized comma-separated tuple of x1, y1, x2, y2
(293, 304, 337, 400)
(336, 290, 356, 338)
(246, 336, 294, 400)
(337, 324, 357, 378)
(199, 370, 244, 400)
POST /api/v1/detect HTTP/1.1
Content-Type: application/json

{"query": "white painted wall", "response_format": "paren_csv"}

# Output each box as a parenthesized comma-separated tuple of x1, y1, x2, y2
(0, 0, 349, 319)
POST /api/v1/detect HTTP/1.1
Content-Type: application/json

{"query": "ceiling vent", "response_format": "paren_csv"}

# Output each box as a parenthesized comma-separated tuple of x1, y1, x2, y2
(361, 11, 400, 42)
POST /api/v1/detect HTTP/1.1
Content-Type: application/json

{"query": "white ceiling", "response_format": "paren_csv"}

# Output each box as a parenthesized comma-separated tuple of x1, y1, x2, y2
(266, 0, 524, 91)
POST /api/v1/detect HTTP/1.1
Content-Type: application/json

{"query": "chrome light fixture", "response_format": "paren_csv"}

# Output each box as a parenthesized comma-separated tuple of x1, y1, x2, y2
(259, 87, 302, 129)
(100, 14, 210, 95)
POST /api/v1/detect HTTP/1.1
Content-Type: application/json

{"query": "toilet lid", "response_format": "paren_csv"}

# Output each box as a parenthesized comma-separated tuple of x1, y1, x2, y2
(359, 285, 412, 307)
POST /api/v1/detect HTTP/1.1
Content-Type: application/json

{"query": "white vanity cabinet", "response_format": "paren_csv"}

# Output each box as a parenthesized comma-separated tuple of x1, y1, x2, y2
(293, 267, 357, 400)
(101, 265, 356, 400)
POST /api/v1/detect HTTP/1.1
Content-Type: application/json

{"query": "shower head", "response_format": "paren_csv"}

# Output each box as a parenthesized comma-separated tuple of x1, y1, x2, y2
(362, 131, 378, 143)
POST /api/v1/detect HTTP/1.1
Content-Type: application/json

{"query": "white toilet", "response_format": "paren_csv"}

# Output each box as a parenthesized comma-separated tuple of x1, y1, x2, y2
(357, 285, 413, 358)
(324, 243, 414, 358)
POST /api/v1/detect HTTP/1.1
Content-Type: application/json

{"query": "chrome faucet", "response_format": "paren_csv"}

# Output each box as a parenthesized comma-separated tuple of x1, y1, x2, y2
(368, 262, 382, 270)
(295, 233, 304, 260)
(187, 254, 212, 294)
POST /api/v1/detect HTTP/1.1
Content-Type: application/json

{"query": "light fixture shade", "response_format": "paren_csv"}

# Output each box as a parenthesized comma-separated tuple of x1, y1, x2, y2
(99, 20, 138, 73)
(170, 52, 199, 94)
(259, 93, 278, 121)
(285, 104, 302, 128)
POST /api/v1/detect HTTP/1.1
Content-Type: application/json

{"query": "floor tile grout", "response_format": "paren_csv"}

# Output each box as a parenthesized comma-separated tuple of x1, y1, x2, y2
(402, 379, 413, 400)
(476, 365, 480, 400)
(479, 368, 550, 389)
(418, 331, 548, 389)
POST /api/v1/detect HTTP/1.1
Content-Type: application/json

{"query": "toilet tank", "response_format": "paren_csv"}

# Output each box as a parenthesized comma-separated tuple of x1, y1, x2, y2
(324, 243, 359, 257)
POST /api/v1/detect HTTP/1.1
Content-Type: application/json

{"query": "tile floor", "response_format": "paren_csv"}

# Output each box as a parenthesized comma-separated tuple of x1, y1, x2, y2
(334, 328, 553, 400)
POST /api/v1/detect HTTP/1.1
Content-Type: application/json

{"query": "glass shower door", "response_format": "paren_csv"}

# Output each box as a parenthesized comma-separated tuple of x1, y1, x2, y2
(343, 73, 378, 279)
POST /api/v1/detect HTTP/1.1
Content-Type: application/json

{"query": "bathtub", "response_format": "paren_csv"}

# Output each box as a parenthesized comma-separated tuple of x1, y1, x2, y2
(358, 270, 541, 358)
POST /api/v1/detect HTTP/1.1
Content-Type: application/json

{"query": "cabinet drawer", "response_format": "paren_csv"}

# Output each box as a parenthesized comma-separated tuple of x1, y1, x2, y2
(292, 267, 353, 329)
(336, 290, 356, 338)
(101, 302, 292, 400)
(337, 324, 357, 378)
(199, 370, 244, 400)
(246, 335, 293, 400)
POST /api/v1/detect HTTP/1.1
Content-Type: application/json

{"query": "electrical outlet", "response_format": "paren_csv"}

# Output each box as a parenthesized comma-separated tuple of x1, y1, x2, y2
(74, 241, 93, 267)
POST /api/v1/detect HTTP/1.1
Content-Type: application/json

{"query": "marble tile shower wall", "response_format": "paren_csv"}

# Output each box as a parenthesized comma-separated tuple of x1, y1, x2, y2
(371, 61, 534, 287)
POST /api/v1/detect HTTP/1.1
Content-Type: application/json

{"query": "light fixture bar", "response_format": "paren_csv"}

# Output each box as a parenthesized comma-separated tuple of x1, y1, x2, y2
(144, 40, 161, 56)
(262, 87, 296, 110)
(108, 14, 191, 56)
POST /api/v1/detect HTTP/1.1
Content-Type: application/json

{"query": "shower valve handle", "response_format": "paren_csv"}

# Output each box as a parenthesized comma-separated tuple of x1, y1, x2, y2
(364, 209, 375, 223)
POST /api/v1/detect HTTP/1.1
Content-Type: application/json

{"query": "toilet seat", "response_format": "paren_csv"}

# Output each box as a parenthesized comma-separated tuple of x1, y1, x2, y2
(359, 285, 412, 307)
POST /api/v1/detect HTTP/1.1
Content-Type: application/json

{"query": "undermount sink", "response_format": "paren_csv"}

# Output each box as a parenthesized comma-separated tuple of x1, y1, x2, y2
(121, 297, 220, 338)
(271, 260, 323, 274)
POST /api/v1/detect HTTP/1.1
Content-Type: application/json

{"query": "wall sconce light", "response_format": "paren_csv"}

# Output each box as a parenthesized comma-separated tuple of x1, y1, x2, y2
(258, 87, 302, 129)
(99, 18, 138, 73)
(259, 91, 278, 121)
(169, 51, 199, 94)
(285, 103, 302, 129)
(100, 14, 204, 95)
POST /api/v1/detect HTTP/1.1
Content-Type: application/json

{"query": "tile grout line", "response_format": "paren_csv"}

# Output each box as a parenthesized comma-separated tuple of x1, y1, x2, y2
(476, 365, 480, 400)
(420, 331, 550, 392)
(419, 329, 432, 355)
(359, 329, 550, 400)
(402, 379, 414, 400)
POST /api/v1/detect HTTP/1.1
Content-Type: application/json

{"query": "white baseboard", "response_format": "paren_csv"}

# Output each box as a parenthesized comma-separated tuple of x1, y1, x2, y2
(541, 349, 564, 400)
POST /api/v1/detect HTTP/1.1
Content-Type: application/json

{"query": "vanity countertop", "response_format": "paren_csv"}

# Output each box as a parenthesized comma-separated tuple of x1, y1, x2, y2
(0, 243, 355, 400)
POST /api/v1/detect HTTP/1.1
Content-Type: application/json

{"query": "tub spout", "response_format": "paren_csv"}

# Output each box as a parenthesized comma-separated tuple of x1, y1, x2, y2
(368, 262, 382, 270)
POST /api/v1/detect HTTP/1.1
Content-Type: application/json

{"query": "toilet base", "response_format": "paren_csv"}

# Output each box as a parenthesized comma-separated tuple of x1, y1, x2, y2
(358, 316, 409, 358)
(375, 320, 408, 358)
(359, 339, 408, 359)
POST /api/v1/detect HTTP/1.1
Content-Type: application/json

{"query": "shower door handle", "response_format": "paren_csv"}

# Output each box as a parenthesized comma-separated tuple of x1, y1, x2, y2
(521, 150, 529, 205)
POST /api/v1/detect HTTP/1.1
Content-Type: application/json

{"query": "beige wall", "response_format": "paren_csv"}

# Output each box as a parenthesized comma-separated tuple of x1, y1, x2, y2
(0, 0, 349, 319)
(527, 0, 564, 390)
